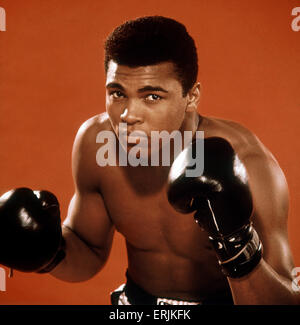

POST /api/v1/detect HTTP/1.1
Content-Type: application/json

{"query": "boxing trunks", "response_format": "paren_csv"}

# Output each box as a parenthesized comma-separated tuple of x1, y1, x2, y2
(110, 271, 234, 305)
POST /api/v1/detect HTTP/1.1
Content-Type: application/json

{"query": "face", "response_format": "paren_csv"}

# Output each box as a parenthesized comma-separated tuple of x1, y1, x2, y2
(105, 60, 198, 154)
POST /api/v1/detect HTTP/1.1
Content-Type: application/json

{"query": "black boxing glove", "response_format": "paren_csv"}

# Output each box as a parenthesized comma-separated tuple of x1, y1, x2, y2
(167, 137, 262, 278)
(0, 187, 65, 273)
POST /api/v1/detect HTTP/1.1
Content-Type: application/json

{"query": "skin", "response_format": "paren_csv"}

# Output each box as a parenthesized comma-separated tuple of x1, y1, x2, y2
(51, 61, 299, 304)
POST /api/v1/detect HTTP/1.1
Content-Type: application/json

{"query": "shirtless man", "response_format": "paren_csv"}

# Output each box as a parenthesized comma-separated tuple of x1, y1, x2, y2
(0, 16, 299, 305)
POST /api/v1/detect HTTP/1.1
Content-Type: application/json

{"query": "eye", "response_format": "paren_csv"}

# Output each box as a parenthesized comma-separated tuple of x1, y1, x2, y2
(109, 91, 125, 99)
(145, 94, 162, 102)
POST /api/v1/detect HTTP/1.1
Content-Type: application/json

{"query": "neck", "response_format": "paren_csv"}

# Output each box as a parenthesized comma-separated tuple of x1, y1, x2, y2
(179, 111, 202, 138)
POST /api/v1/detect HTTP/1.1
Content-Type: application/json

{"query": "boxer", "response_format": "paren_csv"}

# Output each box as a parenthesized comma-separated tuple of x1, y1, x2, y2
(0, 16, 299, 305)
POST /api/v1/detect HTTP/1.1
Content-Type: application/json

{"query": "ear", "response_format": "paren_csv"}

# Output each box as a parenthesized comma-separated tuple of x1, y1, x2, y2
(185, 82, 201, 112)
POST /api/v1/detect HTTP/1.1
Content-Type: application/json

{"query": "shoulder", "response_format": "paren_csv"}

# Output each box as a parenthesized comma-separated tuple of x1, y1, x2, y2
(72, 113, 114, 159)
(210, 118, 287, 190)
(74, 113, 113, 146)
(201, 116, 267, 158)
(72, 113, 113, 189)
(201, 115, 289, 224)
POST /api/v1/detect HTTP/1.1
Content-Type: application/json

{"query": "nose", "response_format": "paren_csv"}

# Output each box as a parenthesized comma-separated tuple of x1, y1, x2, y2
(120, 102, 143, 125)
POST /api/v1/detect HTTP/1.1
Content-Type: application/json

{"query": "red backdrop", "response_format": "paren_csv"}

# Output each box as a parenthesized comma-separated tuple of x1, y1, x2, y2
(0, 0, 299, 304)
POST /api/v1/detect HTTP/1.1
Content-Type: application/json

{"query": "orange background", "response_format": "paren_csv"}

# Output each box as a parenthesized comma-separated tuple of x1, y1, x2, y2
(0, 0, 299, 304)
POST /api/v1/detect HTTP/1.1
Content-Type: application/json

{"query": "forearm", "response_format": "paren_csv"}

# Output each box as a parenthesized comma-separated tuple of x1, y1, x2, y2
(49, 225, 107, 282)
(228, 259, 299, 305)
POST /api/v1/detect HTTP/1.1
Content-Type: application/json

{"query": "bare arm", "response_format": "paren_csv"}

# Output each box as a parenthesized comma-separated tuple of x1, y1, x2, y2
(50, 117, 115, 282)
(228, 145, 299, 304)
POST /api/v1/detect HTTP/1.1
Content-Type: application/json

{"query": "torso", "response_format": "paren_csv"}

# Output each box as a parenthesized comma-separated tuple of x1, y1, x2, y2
(86, 113, 269, 301)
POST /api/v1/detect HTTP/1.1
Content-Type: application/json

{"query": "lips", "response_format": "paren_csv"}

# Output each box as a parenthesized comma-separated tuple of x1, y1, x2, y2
(117, 125, 148, 142)
(127, 131, 148, 141)
(126, 133, 149, 147)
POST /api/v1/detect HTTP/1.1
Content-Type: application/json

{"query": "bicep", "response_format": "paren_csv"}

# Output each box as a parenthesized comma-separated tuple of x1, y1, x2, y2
(63, 190, 115, 260)
(244, 152, 295, 279)
(64, 119, 115, 259)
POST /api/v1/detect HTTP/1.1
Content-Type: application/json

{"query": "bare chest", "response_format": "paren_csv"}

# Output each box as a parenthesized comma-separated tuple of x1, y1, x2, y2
(99, 165, 213, 260)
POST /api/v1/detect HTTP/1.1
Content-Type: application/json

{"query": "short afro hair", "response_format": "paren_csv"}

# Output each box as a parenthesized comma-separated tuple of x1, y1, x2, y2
(104, 16, 198, 96)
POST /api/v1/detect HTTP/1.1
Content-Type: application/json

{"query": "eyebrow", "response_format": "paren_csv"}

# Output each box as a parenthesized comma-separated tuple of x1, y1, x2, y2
(106, 83, 168, 93)
(137, 86, 169, 93)
(106, 82, 125, 91)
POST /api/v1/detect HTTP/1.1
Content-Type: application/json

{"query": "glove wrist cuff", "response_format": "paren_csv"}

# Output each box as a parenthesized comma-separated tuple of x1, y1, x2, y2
(209, 225, 263, 278)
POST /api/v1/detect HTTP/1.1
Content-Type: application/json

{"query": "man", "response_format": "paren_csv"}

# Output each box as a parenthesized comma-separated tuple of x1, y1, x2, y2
(0, 16, 299, 305)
